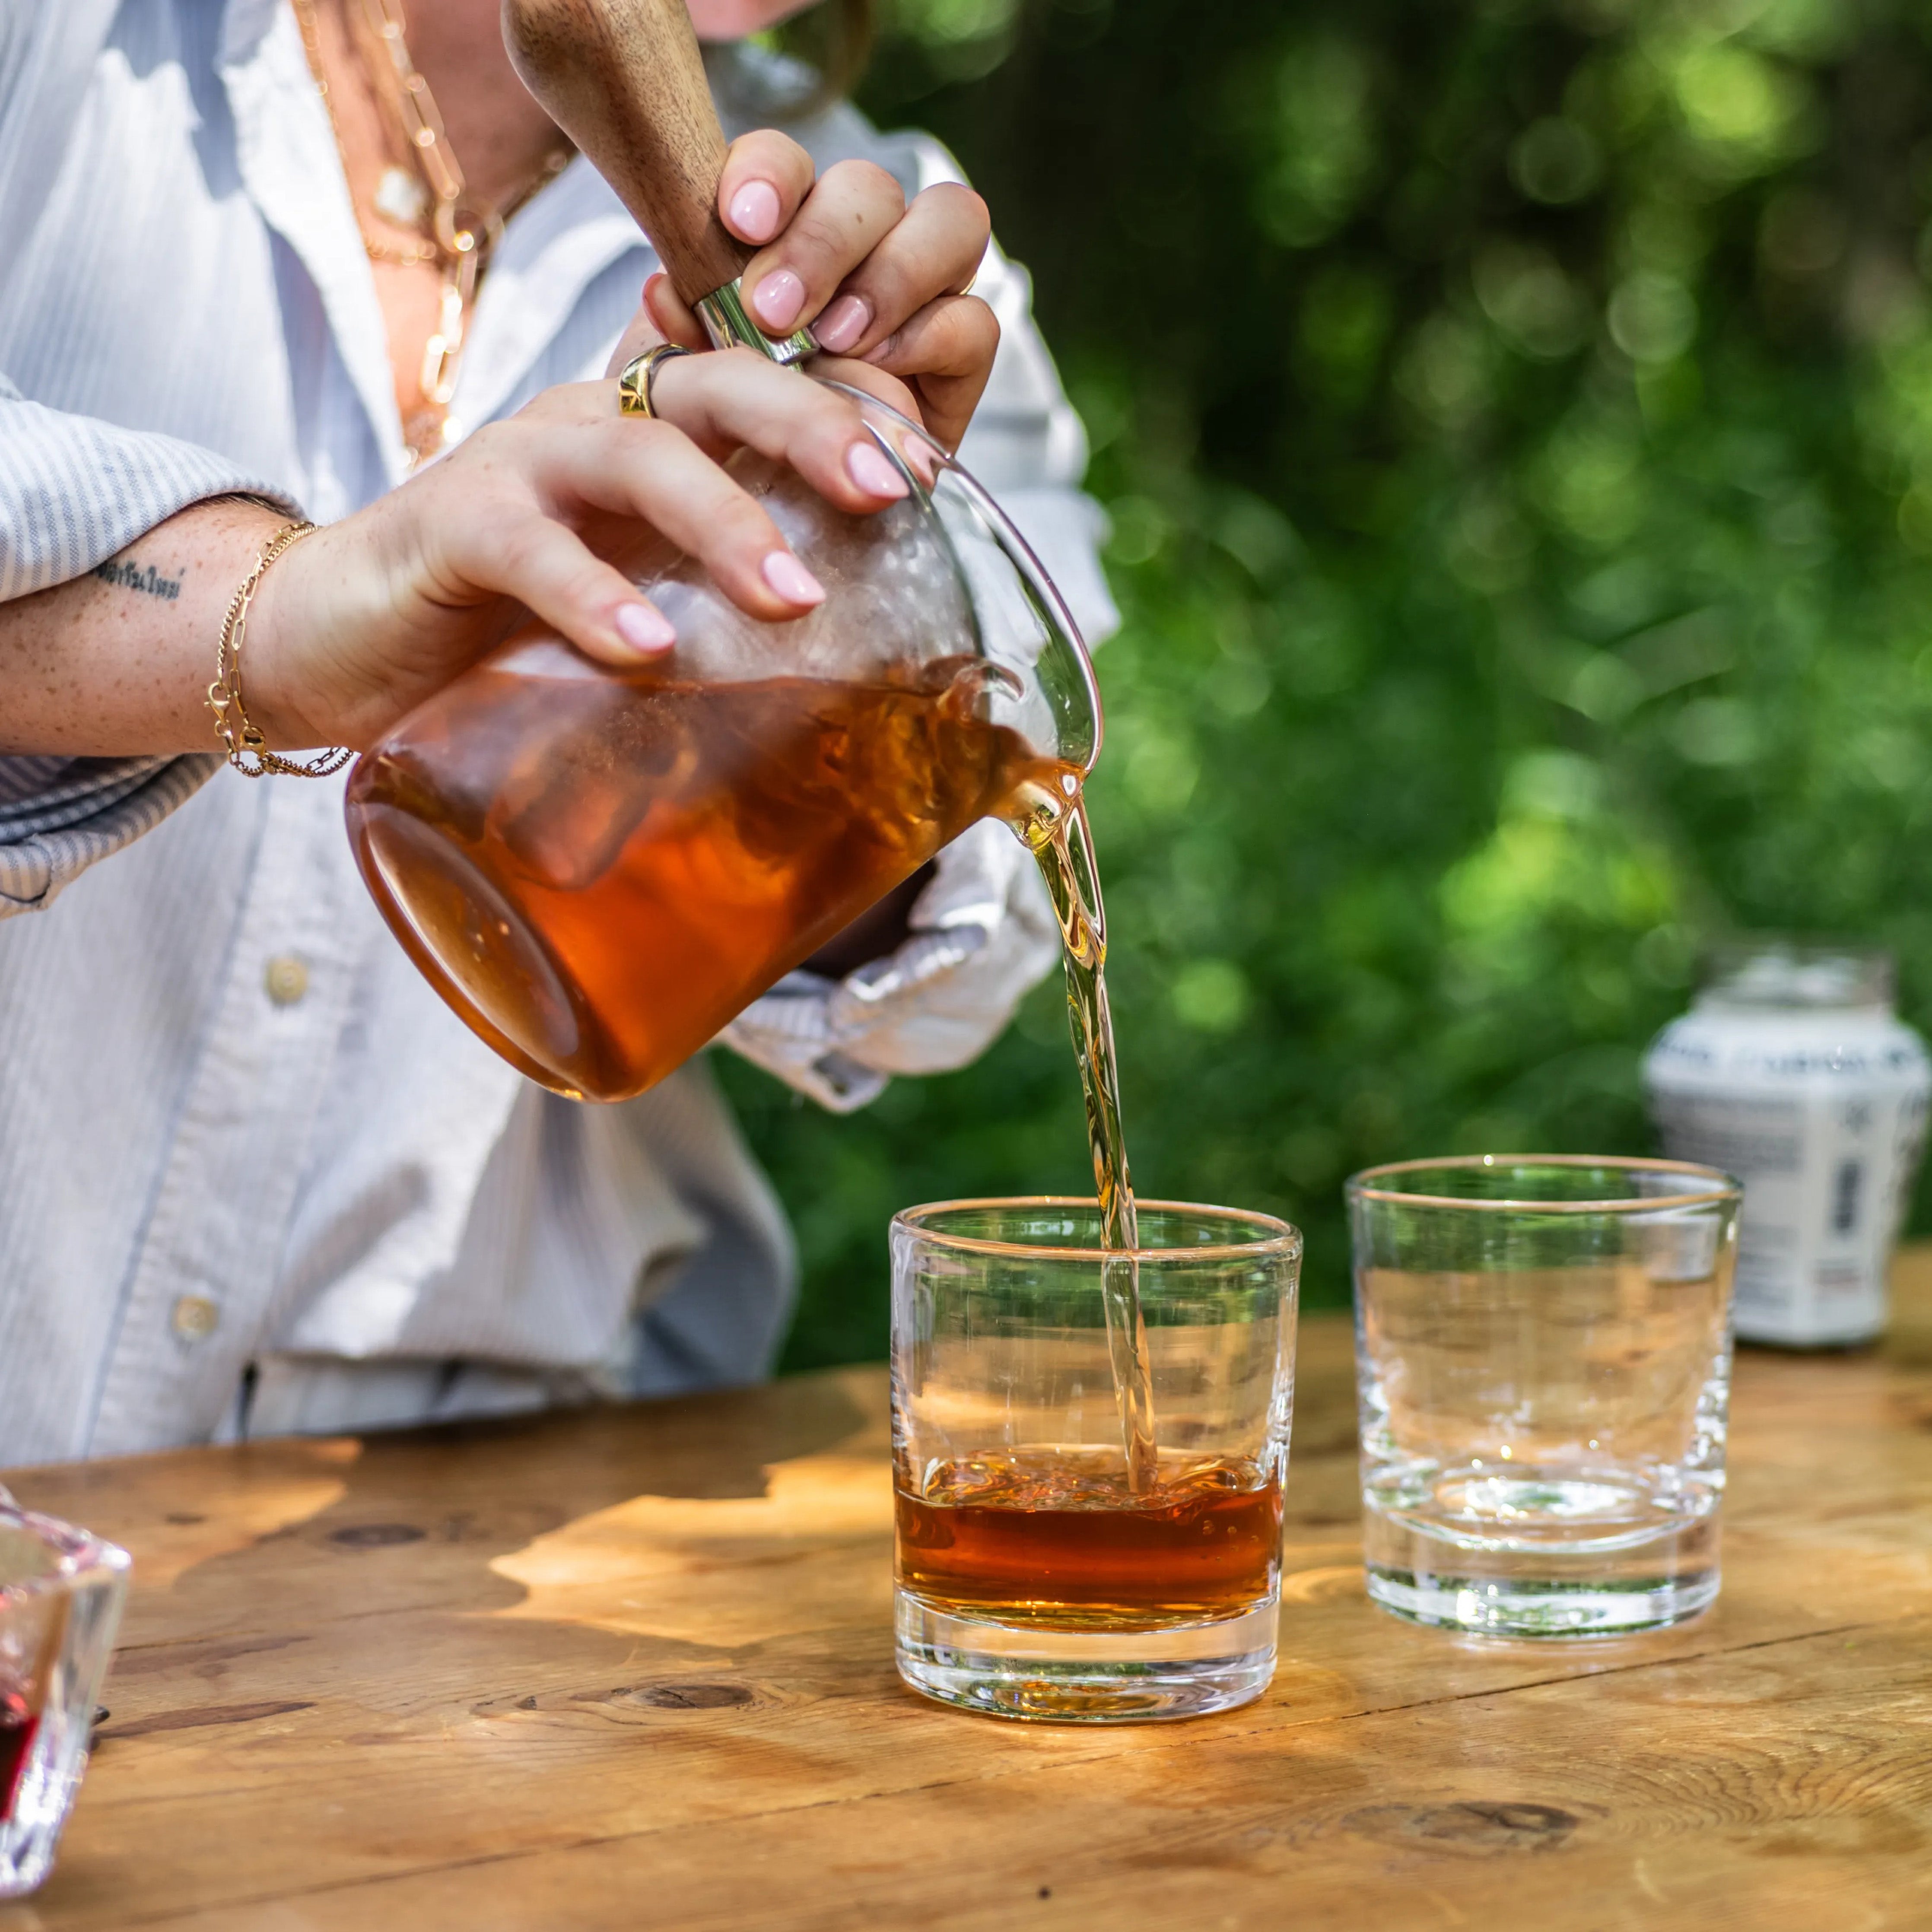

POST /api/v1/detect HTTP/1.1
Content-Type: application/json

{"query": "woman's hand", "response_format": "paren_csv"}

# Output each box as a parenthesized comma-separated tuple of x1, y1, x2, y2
(635, 130, 1001, 451)
(0, 138, 1005, 765)
(247, 352, 912, 753)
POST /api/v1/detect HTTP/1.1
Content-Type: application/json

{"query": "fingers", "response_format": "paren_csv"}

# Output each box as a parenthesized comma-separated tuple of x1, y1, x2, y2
(540, 417, 833, 629)
(812, 184, 990, 356)
(861, 296, 1001, 450)
(465, 356, 931, 664)
(445, 508, 680, 672)
(646, 349, 917, 511)
(718, 130, 816, 245)
(740, 159, 906, 339)
(601, 296, 670, 380)
(642, 272, 709, 352)
(807, 354, 926, 427)
(513, 367, 915, 515)
(427, 422, 820, 674)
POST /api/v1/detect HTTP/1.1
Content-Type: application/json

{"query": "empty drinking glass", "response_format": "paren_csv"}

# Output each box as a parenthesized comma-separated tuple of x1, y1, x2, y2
(0, 1494, 130, 1898)
(1347, 1156, 1740, 1639)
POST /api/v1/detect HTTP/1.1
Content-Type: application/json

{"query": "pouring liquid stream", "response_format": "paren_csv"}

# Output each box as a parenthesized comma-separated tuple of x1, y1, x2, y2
(1015, 786, 1159, 1495)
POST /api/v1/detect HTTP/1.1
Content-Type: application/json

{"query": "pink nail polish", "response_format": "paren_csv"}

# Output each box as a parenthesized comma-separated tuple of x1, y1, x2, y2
(752, 269, 805, 333)
(847, 441, 909, 499)
(814, 293, 873, 353)
(728, 179, 782, 243)
(762, 551, 826, 607)
(614, 603, 676, 653)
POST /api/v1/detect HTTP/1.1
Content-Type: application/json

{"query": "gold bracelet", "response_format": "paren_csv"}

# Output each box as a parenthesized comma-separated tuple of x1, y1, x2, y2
(205, 521, 351, 778)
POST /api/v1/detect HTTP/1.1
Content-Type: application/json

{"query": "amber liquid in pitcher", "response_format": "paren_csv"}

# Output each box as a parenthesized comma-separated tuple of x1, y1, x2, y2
(347, 645, 1064, 1103)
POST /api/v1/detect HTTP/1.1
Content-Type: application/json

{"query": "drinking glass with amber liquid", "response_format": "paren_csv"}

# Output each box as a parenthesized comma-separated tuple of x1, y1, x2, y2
(891, 1199, 1300, 1722)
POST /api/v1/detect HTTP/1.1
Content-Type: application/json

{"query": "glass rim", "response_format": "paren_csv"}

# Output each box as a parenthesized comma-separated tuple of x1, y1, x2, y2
(892, 1195, 1303, 1263)
(1344, 1153, 1743, 1214)
(0, 1503, 132, 1606)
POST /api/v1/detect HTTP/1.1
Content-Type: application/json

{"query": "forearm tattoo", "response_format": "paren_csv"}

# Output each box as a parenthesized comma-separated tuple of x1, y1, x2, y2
(94, 556, 184, 601)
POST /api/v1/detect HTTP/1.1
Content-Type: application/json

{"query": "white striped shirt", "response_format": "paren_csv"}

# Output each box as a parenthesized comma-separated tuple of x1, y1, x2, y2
(0, 0, 1113, 1463)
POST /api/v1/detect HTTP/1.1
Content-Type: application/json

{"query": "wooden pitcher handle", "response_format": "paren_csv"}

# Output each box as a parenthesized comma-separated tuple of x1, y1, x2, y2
(502, 0, 747, 305)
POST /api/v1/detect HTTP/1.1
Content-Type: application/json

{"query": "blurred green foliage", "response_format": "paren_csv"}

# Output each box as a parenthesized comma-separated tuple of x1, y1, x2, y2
(728, 0, 1932, 1367)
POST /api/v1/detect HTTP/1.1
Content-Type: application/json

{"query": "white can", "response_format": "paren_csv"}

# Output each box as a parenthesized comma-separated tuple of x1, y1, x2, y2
(1643, 943, 1930, 1347)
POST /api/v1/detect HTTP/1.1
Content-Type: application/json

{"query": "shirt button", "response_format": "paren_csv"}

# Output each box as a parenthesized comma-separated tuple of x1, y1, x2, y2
(264, 955, 309, 1006)
(171, 1295, 220, 1342)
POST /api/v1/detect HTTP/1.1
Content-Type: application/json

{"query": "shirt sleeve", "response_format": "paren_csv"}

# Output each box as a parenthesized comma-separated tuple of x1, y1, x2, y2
(0, 377, 300, 913)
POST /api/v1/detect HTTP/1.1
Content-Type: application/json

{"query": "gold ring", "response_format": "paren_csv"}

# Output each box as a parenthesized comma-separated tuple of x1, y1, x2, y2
(617, 343, 694, 419)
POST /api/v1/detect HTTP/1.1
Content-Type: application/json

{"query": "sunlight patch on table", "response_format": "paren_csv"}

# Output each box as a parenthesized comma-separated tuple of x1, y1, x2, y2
(487, 1452, 895, 1643)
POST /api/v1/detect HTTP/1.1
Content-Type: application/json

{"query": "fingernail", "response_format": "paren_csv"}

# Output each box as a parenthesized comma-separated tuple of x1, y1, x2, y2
(847, 440, 909, 499)
(614, 603, 676, 653)
(762, 551, 826, 607)
(728, 180, 782, 243)
(752, 269, 805, 333)
(815, 292, 873, 353)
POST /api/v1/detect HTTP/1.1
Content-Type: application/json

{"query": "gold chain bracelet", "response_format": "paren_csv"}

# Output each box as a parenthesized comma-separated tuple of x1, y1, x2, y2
(206, 521, 352, 779)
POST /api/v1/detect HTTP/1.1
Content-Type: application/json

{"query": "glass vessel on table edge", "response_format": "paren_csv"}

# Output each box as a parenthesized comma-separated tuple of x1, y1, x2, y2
(0, 1494, 129, 1900)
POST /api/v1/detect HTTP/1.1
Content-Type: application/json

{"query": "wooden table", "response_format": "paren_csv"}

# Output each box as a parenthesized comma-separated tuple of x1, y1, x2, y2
(7, 1261, 1932, 1932)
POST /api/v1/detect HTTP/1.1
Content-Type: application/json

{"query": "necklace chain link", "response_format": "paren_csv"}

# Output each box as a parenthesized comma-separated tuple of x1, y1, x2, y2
(289, 0, 571, 462)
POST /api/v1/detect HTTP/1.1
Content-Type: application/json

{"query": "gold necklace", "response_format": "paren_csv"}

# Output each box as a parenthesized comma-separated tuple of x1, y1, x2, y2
(289, 0, 572, 462)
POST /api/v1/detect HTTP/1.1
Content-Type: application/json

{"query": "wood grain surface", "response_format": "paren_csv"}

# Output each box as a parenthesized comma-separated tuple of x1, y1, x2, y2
(6, 1253, 1932, 1930)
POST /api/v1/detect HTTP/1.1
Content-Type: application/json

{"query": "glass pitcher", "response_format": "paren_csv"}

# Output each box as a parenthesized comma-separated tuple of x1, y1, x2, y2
(343, 384, 1102, 1103)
